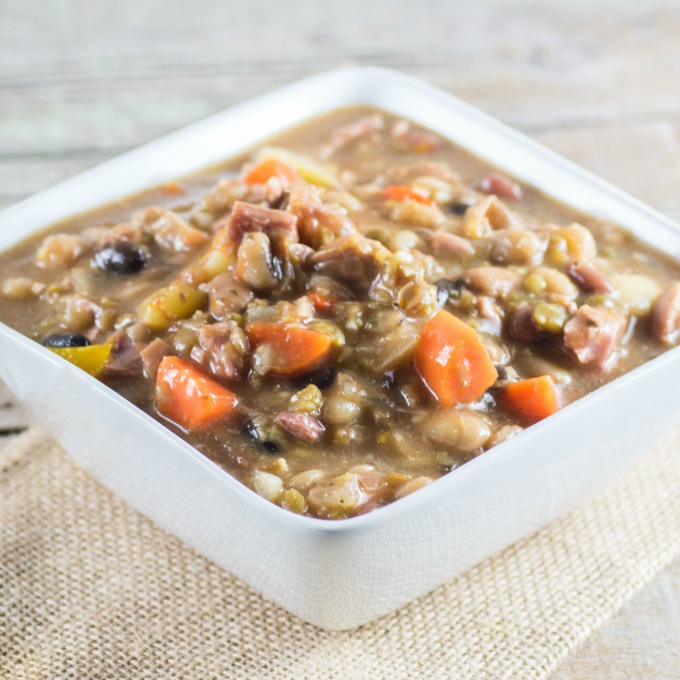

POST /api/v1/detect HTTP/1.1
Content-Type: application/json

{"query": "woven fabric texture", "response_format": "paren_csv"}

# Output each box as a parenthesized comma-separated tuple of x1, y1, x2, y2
(1, 429, 679, 679)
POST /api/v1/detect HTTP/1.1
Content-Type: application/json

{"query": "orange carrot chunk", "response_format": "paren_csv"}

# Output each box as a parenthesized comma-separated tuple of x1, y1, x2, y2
(243, 159, 298, 186)
(163, 181, 185, 195)
(307, 291, 336, 311)
(156, 356, 239, 432)
(502, 375, 559, 422)
(384, 184, 435, 206)
(414, 310, 498, 405)
(246, 322, 334, 377)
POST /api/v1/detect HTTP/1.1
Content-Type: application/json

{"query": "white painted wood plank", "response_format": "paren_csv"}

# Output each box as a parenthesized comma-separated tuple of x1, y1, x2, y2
(2, 0, 680, 156)
(535, 122, 680, 223)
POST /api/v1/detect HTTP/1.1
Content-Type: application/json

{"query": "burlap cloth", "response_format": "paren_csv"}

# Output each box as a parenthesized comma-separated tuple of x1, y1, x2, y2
(1, 427, 679, 679)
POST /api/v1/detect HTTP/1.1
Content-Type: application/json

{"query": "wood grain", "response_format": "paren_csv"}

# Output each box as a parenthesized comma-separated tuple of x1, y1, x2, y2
(1, 0, 679, 676)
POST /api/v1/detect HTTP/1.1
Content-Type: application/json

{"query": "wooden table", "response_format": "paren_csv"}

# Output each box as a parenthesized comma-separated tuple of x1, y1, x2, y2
(2, 0, 679, 675)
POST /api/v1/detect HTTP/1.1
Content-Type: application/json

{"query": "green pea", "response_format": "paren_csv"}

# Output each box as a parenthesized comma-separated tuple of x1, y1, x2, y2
(532, 302, 567, 333)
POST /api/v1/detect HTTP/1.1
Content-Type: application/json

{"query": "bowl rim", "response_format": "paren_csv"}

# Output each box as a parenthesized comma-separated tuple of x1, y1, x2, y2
(1, 65, 679, 535)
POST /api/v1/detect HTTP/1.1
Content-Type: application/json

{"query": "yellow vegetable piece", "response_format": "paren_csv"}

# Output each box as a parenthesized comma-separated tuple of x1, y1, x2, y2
(255, 147, 339, 188)
(48, 344, 112, 376)
(201, 248, 234, 279)
(138, 283, 206, 332)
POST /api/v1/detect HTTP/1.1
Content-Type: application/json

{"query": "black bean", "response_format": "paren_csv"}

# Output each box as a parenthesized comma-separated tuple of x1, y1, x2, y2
(244, 420, 281, 455)
(301, 365, 337, 390)
(446, 202, 473, 216)
(435, 278, 466, 294)
(93, 241, 146, 275)
(43, 333, 91, 348)
(261, 440, 280, 454)
(435, 278, 466, 306)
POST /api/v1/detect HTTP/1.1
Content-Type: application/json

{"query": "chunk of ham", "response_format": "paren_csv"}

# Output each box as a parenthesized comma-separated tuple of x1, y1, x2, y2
(319, 114, 384, 160)
(391, 121, 444, 154)
(287, 184, 356, 247)
(274, 411, 326, 443)
(35, 234, 89, 269)
(133, 207, 209, 253)
(564, 305, 626, 370)
(311, 233, 389, 293)
(207, 272, 255, 318)
(140, 338, 175, 378)
(102, 330, 143, 379)
(223, 201, 298, 244)
(652, 282, 680, 345)
(190, 321, 249, 381)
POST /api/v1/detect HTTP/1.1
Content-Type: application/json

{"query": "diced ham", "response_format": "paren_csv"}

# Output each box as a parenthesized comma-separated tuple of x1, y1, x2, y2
(35, 234, 89, 269)
(224, 201, 298, 244)
(274, 411, 326, 443)
(431, 231, 475, 258)
(195, 178, 289, 227)
(567, 262, 613, 293)
(462, 196, 517, 238)
(102, 221, 144, 246)
(466, 266, 521, 299)
(102, 330, 143, 379)
(391, 121, 444, 154)
(287, 184, 356, 247)
(652, 282, 680, 345)
(479, 172, 523, 201)
(207, 272, 255, 318)
(133, 207, 209, 253)
(140, 338, 175, 378)
(564, 305, 626, 370)
(319, 114, 384, 160)
(311, 233, 389, 293)
(190, 321, 249, 381)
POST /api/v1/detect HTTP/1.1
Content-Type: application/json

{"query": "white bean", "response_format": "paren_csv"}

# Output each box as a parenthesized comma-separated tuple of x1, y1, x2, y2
(420, 409, 492, 452)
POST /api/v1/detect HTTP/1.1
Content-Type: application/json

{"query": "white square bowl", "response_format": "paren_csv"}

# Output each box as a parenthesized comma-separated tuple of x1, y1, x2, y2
(1, 67, 679, 630)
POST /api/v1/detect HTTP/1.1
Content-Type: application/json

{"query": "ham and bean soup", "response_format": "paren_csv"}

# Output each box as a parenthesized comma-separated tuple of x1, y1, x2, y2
(1, 108, 679, 519)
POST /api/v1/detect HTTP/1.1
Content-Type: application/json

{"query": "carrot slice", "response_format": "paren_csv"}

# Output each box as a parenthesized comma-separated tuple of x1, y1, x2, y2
(243, 159, 298, 186)
(307, 291, 336, 311)
(246, 322, 334, 377)
(384, 184, 435, 206)
(155, 356, 239, 432)
(414, 310, 497, 405)
(502, 375, 559, 422)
